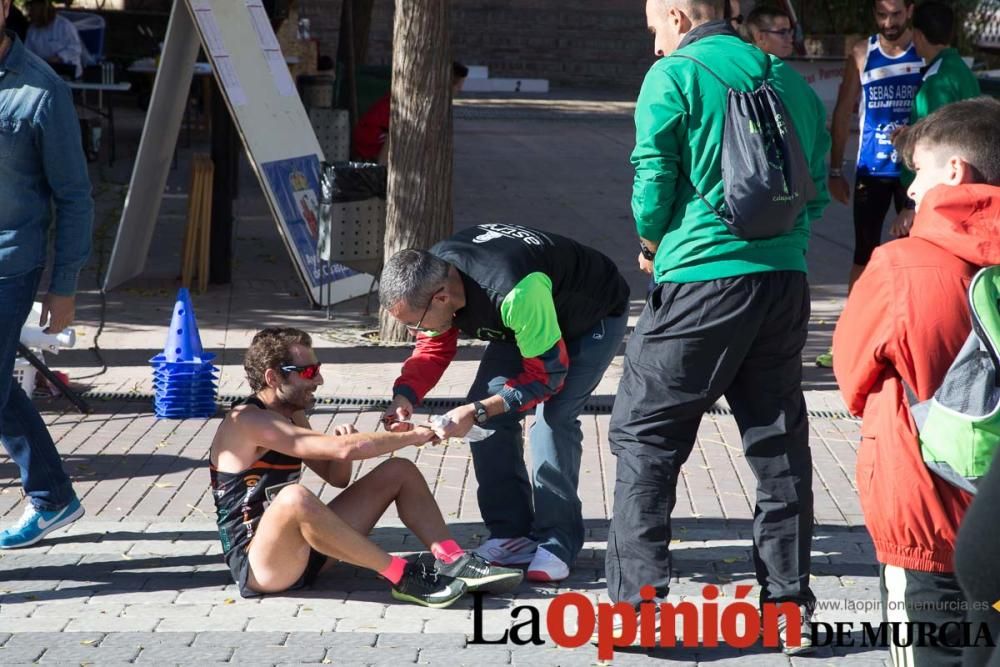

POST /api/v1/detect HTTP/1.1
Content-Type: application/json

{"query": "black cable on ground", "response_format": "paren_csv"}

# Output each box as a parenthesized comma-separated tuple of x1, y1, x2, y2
(73, 190, 119, 381)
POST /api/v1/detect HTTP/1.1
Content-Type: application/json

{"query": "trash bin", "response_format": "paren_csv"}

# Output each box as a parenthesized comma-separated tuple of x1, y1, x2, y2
(318, 161, 387, 276)
(309, 107, 350, 162)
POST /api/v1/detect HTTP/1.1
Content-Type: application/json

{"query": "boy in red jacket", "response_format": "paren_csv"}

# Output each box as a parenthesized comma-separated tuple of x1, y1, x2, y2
(833, 96, 1000, 666)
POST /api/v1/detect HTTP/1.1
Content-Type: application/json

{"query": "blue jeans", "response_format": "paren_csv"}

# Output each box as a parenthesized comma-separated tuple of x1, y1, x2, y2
(468, 311, 628, 565)
(0, 268, 74, 511)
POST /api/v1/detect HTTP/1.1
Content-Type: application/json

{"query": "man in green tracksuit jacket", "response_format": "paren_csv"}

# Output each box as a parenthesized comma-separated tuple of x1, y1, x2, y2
(891, 0, 981, 237)
(606, 0, 830, 655)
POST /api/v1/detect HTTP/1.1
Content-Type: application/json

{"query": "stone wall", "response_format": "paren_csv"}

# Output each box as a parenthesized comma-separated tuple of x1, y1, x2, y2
(127, 0, 871, 90)
(299, 0, 657, 91)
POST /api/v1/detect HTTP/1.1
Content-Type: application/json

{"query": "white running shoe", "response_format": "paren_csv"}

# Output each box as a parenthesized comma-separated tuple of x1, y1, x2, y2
(473, 537, 538, 566)
(526, 546, 569, 582)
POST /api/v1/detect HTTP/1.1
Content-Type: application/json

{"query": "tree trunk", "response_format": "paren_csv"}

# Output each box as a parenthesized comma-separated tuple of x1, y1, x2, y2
(378, 0, 453, 343)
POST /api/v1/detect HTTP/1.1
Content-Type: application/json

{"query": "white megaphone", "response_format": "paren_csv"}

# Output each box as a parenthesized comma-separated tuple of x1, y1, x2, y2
(19, 302, 76, 354)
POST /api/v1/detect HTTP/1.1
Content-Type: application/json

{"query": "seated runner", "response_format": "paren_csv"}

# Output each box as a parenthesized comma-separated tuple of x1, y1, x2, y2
(209, 327, 522, 607)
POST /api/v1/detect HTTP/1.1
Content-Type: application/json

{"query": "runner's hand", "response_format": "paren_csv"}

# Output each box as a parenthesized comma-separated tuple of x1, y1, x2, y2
(413, 425, 439, 446)
(332, 423, 358, 436)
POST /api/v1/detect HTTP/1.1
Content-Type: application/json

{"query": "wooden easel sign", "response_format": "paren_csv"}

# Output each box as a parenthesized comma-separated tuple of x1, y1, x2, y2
(261, 154, 359, 289)
(105, 0, 374, 306)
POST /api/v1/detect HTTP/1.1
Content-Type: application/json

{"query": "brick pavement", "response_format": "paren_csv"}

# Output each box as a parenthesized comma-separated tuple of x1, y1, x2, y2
(0, 96, 893, 664)
(0, 406, 883, 664)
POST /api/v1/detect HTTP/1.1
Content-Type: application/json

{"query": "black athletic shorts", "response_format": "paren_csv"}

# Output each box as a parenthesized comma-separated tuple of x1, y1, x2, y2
(853, 174, 908, 265)
(225, 543, 328, 598)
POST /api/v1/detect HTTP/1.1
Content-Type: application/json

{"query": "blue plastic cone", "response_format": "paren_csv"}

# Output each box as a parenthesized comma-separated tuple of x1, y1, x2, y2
(162, 288, 205, 363)
(150, 352, 217, 369)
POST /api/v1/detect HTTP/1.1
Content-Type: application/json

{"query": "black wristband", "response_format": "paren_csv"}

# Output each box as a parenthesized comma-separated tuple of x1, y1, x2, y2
(473, 400, 489, 425)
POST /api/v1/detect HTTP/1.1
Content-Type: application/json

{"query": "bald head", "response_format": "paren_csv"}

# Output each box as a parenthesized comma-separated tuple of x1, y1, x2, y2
(650, 0, 720, 23)
(645, 0, 720, 57)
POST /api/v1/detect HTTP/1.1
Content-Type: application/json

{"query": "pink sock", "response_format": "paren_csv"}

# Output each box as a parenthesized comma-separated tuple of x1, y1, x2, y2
(431, 539, 466, 564)
(379, 556, 408, 585)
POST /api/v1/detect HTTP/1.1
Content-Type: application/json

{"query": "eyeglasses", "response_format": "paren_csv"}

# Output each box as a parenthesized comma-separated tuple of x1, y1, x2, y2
(405, 287, 445, 335)
(761, 28, 794, 38)
(280, 363, 322, 380)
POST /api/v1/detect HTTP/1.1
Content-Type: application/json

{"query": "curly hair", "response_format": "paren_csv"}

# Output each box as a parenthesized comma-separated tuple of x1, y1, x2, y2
(244, 327, 312, 393)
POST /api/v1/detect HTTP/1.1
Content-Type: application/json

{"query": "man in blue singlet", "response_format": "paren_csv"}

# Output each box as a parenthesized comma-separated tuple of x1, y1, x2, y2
(817, 0, 921, 368)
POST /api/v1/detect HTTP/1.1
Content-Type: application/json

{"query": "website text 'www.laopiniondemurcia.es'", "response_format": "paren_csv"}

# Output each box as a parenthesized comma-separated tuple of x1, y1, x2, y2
(468, 584, 998, 660)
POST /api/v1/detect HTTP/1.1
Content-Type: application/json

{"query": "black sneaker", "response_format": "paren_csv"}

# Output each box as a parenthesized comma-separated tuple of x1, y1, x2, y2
(773, 604, 815, 655)
(436, 553, 523, 594)
(391, 560, 467, 609)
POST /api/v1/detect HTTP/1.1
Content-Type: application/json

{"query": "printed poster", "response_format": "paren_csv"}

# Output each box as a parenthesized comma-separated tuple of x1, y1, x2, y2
(261, 155, 356, 288)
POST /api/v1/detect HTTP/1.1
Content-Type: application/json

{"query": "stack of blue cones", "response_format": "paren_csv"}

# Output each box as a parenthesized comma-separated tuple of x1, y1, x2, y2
(149, 288, 218, 419)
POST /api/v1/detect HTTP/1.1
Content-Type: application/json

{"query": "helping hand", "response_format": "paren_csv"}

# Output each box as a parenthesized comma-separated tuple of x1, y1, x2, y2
(432, 405, 476, 440)
(382, 395, 414, 432)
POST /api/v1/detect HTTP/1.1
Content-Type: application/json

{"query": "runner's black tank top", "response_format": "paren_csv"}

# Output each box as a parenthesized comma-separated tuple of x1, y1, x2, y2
(209, 397, 303, 556)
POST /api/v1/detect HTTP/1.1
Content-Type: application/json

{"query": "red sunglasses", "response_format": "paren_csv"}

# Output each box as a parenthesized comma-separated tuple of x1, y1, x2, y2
(280, 363, 321, 380)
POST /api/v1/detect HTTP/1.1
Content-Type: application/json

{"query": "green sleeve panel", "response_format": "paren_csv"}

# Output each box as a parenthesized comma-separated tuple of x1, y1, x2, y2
(631, 66, 687, 244)
(500, 272, 563, 359)
(904, 54, 981, 189)
(910, 51, 982, 125)
(912, 82, 947, 122)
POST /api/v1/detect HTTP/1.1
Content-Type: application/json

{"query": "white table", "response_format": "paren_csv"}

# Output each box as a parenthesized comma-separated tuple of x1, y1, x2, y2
(67, 80, 133, 165)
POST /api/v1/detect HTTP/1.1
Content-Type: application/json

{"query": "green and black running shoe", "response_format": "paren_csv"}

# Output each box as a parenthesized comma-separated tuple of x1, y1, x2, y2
(436, 552, 524, 594)
(391, 560, 467, 609)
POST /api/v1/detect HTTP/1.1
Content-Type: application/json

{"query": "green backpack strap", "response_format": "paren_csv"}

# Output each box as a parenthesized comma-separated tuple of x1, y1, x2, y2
(914, 265, 1000, 494)
(970, 265, 1000, 378)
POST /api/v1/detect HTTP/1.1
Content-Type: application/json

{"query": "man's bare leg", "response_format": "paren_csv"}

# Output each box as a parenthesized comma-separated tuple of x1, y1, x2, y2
(327, 458, 452, 550)
(246, 484, 393, 593)
(328, 458, 524, 594)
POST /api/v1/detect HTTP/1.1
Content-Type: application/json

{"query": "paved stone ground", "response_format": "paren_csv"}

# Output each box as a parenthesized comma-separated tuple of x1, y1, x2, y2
(0, 93, 892, 664)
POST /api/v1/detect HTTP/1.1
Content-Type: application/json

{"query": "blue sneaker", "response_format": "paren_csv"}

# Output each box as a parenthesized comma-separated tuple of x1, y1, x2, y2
(0, 498, 85, 549)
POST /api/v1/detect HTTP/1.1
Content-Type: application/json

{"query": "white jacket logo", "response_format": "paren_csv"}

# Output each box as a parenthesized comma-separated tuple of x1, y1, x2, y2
(472, 224, 543, 246)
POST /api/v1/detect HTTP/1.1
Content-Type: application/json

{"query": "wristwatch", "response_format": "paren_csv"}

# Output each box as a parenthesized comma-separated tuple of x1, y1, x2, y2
(639, 242, 656, 261)
(829, 167, 843, 178)
(472, 401, 489, 425)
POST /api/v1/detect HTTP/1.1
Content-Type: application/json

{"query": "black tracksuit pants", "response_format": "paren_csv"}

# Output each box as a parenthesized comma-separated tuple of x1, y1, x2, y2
(606, 271, 815, 609)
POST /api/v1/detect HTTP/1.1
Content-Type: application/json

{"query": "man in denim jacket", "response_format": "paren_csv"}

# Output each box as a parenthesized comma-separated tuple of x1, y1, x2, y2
(0, 0, 92, 548)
